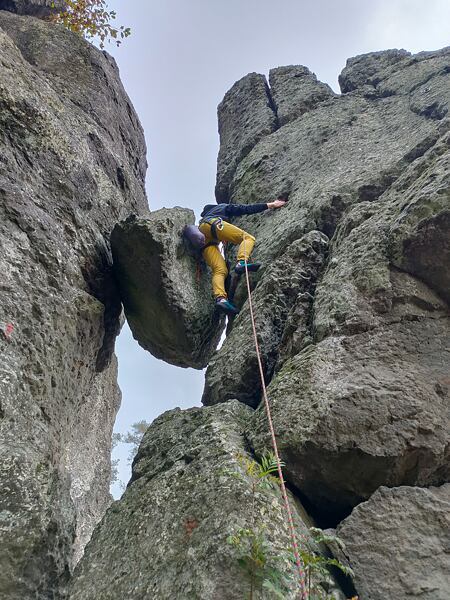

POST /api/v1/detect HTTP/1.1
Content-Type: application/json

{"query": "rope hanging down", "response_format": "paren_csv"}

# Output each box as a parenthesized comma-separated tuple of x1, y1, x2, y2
(242, 244, 308, 599)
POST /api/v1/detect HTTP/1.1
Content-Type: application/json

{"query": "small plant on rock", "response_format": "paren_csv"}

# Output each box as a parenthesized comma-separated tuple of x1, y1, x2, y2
(227, 452, 292, 599)
(298, 527, 354, 599)
(227, 452, 355, 599)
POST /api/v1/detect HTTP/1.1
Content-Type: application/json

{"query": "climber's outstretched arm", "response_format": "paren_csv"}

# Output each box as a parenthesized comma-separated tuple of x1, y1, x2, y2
(225, 199, 286, 217)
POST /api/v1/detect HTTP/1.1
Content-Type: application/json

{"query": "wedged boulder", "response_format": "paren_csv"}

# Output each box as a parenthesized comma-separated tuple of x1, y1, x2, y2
(215, 72, 278, 203)
(111, 208, 224, 369)
(202, 231, 329, 407)
(69, 401, 346, 599)
(269, 65, 335, 126)
(337, 485, 450, 599)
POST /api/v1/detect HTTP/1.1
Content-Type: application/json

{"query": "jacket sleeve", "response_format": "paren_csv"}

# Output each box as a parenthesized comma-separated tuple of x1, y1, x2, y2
(225, 203, 268, 217)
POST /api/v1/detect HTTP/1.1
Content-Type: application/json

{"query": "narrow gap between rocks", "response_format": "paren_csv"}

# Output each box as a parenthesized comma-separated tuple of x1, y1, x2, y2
(110, 322, 205, 498)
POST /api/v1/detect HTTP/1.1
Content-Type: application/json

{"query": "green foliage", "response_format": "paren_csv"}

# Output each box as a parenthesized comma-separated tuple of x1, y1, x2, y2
(51, 1, 131, 48)
(227, 452, 355, 599)
(227, 452, 293, 598)
(236, 451, 283, 491)
(110, 421, 150, 488)
(109, 432, 122, 485)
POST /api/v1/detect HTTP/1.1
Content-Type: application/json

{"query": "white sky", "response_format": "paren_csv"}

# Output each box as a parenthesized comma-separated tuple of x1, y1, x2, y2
(106, 0, 450, 496)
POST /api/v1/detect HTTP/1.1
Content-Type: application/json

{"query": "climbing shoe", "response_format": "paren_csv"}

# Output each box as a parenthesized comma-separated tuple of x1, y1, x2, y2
(234, 260, 261, 275)
(215, 297, 239, 315)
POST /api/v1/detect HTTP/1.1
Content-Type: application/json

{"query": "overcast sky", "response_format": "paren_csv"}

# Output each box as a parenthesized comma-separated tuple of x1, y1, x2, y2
(106, 0, 450, 496)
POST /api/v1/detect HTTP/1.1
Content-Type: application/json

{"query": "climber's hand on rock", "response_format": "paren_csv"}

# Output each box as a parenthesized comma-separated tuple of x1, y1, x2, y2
(267, 199, 286, 209)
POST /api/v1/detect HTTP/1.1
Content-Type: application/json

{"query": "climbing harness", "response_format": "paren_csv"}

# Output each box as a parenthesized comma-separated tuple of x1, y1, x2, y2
(198, 216, 224, 241)
(241, 240, 308, 599)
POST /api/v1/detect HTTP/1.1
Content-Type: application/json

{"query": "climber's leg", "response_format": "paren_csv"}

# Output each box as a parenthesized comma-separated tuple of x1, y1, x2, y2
(201, 243, 228, 299)
(215, 221, 256, 260)
(215, 221, 260, 275)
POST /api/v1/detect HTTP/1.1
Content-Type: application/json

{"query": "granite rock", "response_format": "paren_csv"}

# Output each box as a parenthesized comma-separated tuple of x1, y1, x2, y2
(206, 51, 449, 529)
(269, 65, 335, 126)
(215, 72, 278, 203)
(69, 401, 346, 600)
(248, 127, 450, 521)
(0, 9, 146, 598)
(111, 208, 224, 369)
(202, 230, 329, 407)
(338, 49, 410, 93)
(337, 485, 450, 599)
(0, 0, 66, 18)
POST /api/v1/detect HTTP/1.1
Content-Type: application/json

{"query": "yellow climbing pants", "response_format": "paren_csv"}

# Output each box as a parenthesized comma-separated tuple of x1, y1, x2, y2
(199, 220, 256, 299)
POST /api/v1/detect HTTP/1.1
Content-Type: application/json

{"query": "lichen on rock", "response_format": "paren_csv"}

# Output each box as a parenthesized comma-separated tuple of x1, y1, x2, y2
(69, 401, 347, 600)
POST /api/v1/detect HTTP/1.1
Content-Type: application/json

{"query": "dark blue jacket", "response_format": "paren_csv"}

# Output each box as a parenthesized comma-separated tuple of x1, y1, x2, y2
(200, 203, 268, 221)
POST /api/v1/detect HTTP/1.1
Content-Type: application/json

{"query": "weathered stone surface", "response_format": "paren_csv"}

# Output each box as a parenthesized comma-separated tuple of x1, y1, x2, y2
(70, 46, 449, 599)
(202, 48, 450, 550)
(215, 72, 278, 203)
(249, 317, 450, 521)
(3, 30, 450, 599)
(65, 356, 121, 566)
(337, 485, 450, 599)
(0, 9, 146, 598)
(224, 97, 439, 272)
(338, 49, 410, 93)
(0, 0, 66, 18)
(248, 127, 450, 521)
(202, 231, 329, 407)
(70, 401, 346, 600)
(111, 208, 224, 369)
(269, 65, 335, 126)
(313, 129, 450, 340)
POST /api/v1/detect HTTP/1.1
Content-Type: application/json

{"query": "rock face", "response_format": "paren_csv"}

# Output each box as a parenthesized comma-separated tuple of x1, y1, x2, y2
(215, 73, 278, 203)
(337, 485, 450, 599)
(202, 230, 329, 407)
(0, 6, 146, 599)
(269, 65, 335, 126)
(201, 47, 449, 596)
(69, 401, 345, 600)
(205, 47, 450, 514)
(68, 46, 450, 600)
(111, 209, 224, 369)
(249, 129, 450, 522)
(2, 11, 449, 597)
(0, 0, 66, 18)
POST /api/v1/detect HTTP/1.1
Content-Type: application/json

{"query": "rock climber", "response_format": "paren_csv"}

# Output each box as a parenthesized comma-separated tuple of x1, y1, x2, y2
(199, 198, 287, 315)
